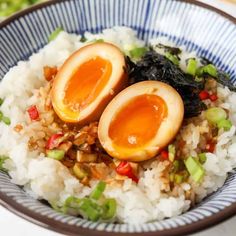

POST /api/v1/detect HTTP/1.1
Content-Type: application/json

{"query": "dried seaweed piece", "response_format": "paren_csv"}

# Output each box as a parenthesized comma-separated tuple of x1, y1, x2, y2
(155, 43, 182, 56)
(200, 57, 213, 66)
(198, 59, 236, 92)
(215, 71, 236, 92)
(127, 50, 206, 118)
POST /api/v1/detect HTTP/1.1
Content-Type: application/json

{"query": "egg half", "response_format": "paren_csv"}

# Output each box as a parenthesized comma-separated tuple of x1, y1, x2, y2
(98, 81, 184, 162)
(51, 42, 127, 124)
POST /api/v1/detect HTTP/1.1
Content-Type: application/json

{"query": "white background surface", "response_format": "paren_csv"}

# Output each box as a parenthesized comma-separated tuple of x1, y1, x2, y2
(1, 0, 236, 235)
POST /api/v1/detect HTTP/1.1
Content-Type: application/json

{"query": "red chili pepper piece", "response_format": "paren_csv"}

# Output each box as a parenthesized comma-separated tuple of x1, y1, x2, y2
(199, 90, 209, 100)
(46, 133, 64, 150)
(206, 141, 216, 153)
(160, 150, 169, 160)
(27, 105, 39, 121)
(116, 161, 139, 183)
(209, 94, 218, 102)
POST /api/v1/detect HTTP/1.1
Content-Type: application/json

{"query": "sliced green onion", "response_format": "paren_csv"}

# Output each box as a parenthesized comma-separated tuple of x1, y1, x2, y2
(168, 144, 176, 162)
(130, 47, 148, 59)
(165, 52, 179, 65)
(169, 173, 175, 182)
(0, 110, 11, 125)
(205, 107, 227, 124)
(181, 170, 189, 181)
(79, 198, 101, 221)
(174, 173, 184, 184)
(2, 116, 11, 125)
(53, 196, 117, 222)
(198, 153, 207, 164)
(102, 198, 117, 220)
(73, 163, 89, 179)
(90, 181, 106, 200)
(0, 98, 3, 106)
(46, 149, 65, 160)
(172, 160, 180, 172)
(59, 196, 82, 215)
(64, 196, 81, 208)
(184, 156, 205, 183)
(0, 155, 9, 172)
(49, 201, 65, 213)
(197, 64, 217, 78)
(48, 27, 63, 42)
(56, 182, 117, 221)
(217, 119, 232, 131)
(186, 58, 197, 76)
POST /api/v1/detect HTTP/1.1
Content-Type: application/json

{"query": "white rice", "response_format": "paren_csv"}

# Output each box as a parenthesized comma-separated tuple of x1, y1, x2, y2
(0, 26, 236, 224)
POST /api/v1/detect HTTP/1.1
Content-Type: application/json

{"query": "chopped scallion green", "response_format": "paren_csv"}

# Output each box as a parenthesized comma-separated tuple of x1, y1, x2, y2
(79, 198, 101, 221)
(217, 119, 232, 131)
(102, 198, 117, 220)
(0, 98, 3, 106)
(205, 107, 227, 124)
(186, 58, 197, 76)
(56, 196, 82, 215)
(197, 64, 217, 78)
(0, 110, 11, 125)
(64, 196, 82, 214)
(174, 173, 184, 184)
(73, 163, 89, 179)
(165, 52, 179, 65)
(49, 201, 65, 213)
(2, 116, 11, 125)
(172, 160, 180, 172)
(181, 170, 189, 181)
(0, 155, 9, 172)
(46, 149, 65, 160)
(184, 156, 205, 183)
(168, 144, 176, 162)
(64, 196, 81, 209)
(90, 181, 106, 200)
(55, 182, 117, 221)
(198, 153, 207, 164)
(169, 173, 175, 182)
(48, 27, 63, 42)
(130, 47, 148, 59)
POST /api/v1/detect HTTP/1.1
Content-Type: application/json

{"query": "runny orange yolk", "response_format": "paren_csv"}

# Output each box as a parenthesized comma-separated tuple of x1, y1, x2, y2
(63, 56, 112, 111)
(108, 94, 168, 149)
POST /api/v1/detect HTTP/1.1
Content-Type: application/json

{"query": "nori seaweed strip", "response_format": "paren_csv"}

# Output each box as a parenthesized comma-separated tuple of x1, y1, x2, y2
(198, 69, 236, 92)
(214, 71, 236, 92)
(155, 43, 182, 56)
(200, 57, 213, 66)
(199, 58, 236, 91)
(127, 49, 236, 117)
(127, 50, 206, 118)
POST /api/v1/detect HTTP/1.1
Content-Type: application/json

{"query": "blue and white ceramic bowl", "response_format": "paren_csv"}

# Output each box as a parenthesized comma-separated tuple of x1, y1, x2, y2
(0, 0, 236, 235)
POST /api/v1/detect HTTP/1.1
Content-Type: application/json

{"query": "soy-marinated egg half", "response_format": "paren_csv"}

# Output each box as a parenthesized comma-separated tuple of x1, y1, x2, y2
(51, 42, 127, 125)
(98, 81, 184, 162)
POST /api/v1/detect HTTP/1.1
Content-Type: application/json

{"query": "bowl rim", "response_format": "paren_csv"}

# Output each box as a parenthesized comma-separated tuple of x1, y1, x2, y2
(0, 0, 235, 28)
(0, 0, 236, 236)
